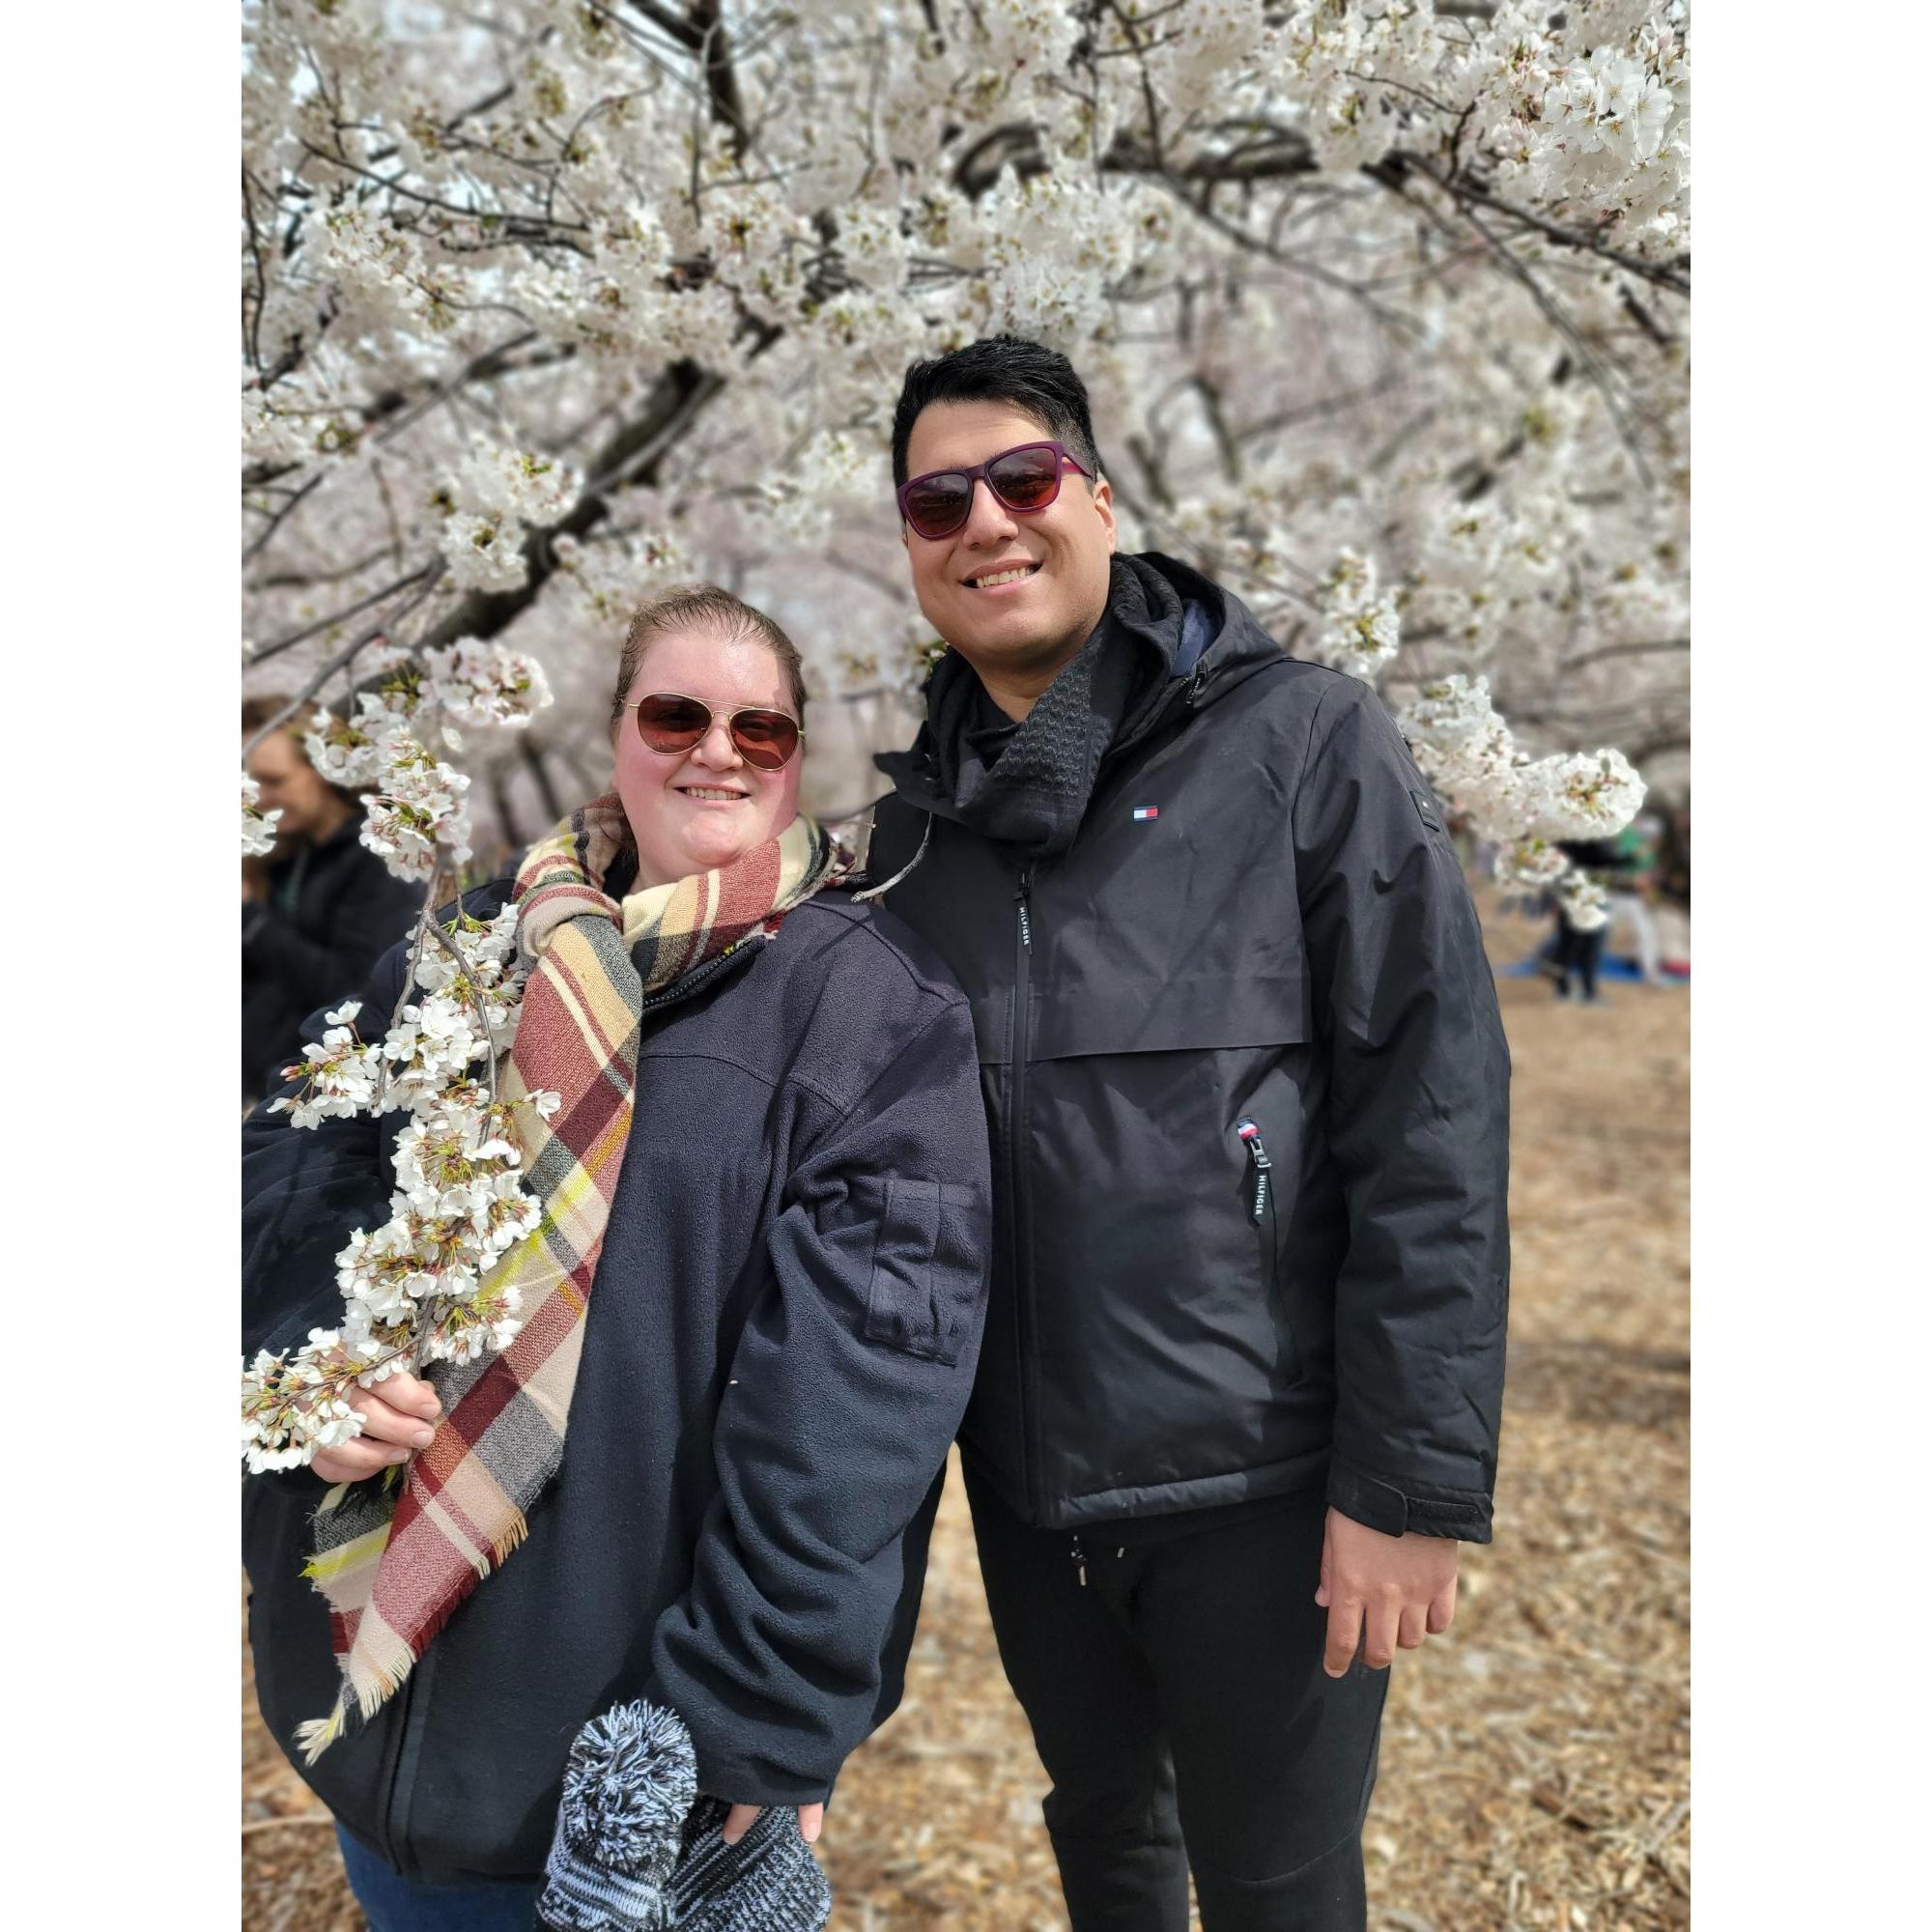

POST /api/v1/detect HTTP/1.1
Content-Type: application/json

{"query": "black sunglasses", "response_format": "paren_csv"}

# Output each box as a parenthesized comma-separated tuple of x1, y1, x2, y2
(895, 440, 1094, 540)
(631, 693, 804, 771)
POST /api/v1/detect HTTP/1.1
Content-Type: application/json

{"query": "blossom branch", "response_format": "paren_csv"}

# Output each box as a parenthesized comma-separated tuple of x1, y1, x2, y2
(247, 563, 443, 665)
(412, 355, 737, 656)
(1397, 154, 1690, 298)
(242, 568, 447, 762)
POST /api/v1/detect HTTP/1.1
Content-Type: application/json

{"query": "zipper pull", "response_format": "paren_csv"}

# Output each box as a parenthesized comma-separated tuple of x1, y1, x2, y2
(1235, 1118, 1273, 1223)
(1015, 867, 1033, 951)
(1070, 1533, 1088, 1587)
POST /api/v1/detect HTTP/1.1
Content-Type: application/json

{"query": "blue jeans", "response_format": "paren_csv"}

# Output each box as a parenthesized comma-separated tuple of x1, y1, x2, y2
(335, 1825, 543, 1931)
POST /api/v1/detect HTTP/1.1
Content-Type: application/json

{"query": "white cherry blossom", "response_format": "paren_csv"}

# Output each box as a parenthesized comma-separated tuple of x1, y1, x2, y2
(242, 774, 281, 857)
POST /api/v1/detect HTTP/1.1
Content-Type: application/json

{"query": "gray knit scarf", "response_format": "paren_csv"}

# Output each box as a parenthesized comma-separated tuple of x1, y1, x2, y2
(879, 554, 1186, 857)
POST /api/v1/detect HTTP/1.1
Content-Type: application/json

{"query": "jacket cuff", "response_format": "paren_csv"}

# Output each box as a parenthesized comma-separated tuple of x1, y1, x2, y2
(1326, 1456, 1493, 1545)
(639, 1673, 838, 1811)
(687, 1741, 834, 1812)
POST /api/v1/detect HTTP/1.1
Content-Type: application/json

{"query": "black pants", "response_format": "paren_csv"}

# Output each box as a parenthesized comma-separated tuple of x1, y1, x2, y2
(965, 1466, 1389, 1931)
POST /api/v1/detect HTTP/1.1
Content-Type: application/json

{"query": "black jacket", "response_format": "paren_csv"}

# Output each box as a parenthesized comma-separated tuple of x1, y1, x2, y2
(242, 887, 991, 1883)
(242, 816, 424, 1099)
(868, 552, 1510, 1543)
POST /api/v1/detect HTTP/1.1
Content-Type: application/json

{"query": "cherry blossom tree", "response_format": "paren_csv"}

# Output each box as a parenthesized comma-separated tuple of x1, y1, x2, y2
(241, 0, 1689, 1457)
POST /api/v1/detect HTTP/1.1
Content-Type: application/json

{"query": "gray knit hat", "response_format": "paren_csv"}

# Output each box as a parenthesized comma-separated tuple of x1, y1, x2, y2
(538, 1701, 830, 1932)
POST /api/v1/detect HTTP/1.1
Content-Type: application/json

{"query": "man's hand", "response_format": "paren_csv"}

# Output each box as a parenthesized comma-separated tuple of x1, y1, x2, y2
(310, 1369, 442, 1485)
(721, 1804, 823, 1848)
(1315, 1506, 1460, 1678)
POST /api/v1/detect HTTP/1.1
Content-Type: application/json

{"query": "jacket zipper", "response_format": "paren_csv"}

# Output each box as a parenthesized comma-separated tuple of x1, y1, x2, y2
(1235, 1118, 1272, 1224)
(1236, 1117, 1286, 1317)
(1010, 861, 1041, 1520)
(638, 941, 755, 1015)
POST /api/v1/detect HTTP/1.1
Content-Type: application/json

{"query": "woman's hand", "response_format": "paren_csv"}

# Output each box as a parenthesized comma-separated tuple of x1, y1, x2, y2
(720, 1803, 823, 1848)
(310, 1368, 442, 1484)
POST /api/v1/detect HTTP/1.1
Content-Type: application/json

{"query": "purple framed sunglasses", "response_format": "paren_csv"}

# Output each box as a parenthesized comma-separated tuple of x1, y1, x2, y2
(895, 439, 1094, 540)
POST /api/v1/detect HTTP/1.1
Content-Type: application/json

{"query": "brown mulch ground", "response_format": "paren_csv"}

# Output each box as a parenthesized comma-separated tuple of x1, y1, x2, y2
(244, 901, 1690, 1930)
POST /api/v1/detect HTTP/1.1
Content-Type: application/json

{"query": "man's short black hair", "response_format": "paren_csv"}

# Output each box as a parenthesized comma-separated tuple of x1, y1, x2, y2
(891, 335, 1103, 487)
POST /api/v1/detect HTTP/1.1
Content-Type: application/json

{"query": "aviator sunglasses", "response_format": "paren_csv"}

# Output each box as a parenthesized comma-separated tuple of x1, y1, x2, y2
(895, 439, 1094, 541)
(631, 693, 804, 771)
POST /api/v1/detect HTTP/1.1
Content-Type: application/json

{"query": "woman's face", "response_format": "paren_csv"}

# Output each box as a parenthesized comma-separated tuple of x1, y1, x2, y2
(612, 627, 804, 889)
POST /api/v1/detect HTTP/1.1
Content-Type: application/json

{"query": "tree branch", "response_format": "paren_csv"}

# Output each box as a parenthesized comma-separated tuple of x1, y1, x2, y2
(249, 563, 444, 664)
(242, 473, 324, 563)
(941, 116, 1686, 303)
(242, 569, 447, 760)
(242, 169, 270, 373)
(628, 1, 752, 158)
(1397, 153, 1690, 298)
(1557, 637, 1690, 675)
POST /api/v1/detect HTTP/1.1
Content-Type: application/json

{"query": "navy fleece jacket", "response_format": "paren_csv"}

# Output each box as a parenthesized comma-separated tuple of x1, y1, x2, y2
(242, 887, 991, 1884)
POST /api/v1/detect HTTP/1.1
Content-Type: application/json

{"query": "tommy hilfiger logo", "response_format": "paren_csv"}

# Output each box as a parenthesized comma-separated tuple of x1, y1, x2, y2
(1132, 806, 1159, 821)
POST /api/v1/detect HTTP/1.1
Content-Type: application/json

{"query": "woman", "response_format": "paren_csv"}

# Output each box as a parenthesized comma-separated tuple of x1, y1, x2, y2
(242, 585, 990, 1927)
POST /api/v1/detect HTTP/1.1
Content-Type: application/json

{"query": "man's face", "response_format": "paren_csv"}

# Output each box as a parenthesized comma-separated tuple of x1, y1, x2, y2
(243, 727, 335, 840)
(900, 400, 1117, 682)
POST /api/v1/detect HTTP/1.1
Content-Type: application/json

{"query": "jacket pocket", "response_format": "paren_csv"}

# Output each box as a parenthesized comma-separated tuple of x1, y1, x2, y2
(866, 1178, 971, 1364)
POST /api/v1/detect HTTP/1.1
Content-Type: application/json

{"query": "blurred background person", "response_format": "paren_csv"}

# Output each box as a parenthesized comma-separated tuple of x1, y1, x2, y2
(1604, 811, 1668, 987)
(242, 696, 424, 1104)
(1549, 837, 1638, 1005)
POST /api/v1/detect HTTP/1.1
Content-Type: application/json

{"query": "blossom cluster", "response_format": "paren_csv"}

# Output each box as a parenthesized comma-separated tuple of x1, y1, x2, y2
(242, 906, 563, 1472)
(424, 639, 554, 743)
(1310, 551, 1403, 682)
(268, 1000, 385, 1130)
(283, 637, 553, 885)
(431, 440, 586, 593)
(299, 662, 474, 886)
(1272, 0, 1448, 175)
(550, 526, 697, 629)
(1398, 674, 1645, 927)
(362, 736, 475, 884)
(242, 1334, 364, 1472)
(1484, 8, 1691, 258)
(242, 773, 281, 857)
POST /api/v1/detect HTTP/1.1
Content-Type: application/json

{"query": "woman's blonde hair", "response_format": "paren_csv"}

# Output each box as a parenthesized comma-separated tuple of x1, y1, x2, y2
(609, 584, 808, 735)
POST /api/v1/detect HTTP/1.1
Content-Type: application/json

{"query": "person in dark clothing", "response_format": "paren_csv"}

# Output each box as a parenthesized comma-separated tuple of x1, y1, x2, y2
(242, 588, 991, 1929)
(866, 338, 1511, 1931)
(1549, 838, 1633, 1003)
(1550, 903, 1606, 1000)
(242, 696, 425, 1101)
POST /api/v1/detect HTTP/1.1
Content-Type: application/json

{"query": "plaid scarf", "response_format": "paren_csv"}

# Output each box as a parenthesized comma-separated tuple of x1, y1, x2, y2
(295, 794, 853, 1763)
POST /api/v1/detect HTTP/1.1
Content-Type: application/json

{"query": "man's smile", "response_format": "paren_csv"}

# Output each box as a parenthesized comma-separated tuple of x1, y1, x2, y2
(962, 561, 1044, 590)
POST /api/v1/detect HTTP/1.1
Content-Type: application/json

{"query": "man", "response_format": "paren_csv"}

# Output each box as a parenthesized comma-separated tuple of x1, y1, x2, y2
(867, 337, 1510, 1931)
(242, 696, 424, 1102)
